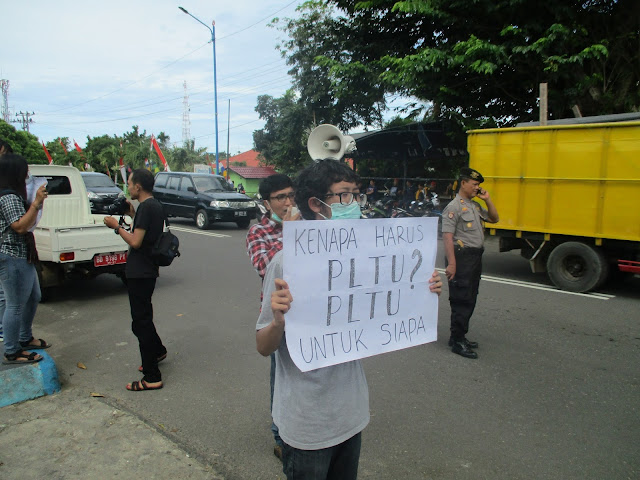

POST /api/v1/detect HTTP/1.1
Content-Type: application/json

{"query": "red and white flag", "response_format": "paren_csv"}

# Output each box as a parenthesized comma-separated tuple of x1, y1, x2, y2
(151, 135, 170, 172)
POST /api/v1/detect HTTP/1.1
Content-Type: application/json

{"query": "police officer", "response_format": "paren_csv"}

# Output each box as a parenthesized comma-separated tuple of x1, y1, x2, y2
(441, 168, 499, 359)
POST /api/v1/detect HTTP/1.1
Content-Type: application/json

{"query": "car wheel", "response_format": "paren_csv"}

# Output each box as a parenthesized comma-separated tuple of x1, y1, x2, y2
(237, 218, 250, 229)
(195, 209, 209, 229)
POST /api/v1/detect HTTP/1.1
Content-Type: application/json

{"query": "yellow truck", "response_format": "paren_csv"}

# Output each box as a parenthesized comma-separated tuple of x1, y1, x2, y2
(468, 113, 640, 292)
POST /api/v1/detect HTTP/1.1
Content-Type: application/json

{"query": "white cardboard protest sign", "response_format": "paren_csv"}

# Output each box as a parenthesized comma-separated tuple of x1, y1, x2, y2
(283, 217, 438, 372)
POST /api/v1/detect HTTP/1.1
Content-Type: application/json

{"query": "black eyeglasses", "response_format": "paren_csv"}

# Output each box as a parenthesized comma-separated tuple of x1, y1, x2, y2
(270, 192, 296, 202)
(323, 192, 367, 206)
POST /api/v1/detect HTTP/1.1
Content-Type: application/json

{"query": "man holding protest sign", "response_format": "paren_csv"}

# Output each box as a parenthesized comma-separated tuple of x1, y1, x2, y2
(246, 173, 299, 461)
(442, 167, 499, 359)
(256, 160, 443, 480)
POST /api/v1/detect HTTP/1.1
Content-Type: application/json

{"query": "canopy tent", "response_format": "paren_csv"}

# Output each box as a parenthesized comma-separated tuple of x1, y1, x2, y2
(348, 121, 467, 180)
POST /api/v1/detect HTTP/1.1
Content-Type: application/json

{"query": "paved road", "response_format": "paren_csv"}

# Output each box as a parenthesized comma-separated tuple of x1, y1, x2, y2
(33, 219, 640, 480)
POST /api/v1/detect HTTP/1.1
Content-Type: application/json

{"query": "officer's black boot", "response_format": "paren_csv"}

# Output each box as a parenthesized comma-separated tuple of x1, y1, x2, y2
(451, 340, 478, 359)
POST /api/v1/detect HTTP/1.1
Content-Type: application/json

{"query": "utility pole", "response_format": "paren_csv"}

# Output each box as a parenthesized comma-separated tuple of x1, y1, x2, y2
(182, 81, 192, 147)
(14, 111, 35, 132)
(226, 99, 230, 178)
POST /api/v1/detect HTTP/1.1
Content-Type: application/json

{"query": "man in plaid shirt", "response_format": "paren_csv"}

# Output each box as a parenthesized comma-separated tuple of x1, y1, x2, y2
(246, 173, 300, 461)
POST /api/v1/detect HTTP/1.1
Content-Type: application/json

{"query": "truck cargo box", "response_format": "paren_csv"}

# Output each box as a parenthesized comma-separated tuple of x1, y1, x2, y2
(468, 121, 640, 242)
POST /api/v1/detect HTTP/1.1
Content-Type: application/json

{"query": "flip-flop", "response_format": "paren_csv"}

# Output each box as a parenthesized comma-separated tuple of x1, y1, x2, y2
(138, 352, 167, 372)
(3, 350, 43, 364)
(126, 379, 163, 391)
(20, 337, 51, 349)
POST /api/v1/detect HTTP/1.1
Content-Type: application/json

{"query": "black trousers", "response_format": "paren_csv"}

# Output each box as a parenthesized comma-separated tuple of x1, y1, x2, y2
(446, 246, 484, 340)
(127, 277, 165, 383)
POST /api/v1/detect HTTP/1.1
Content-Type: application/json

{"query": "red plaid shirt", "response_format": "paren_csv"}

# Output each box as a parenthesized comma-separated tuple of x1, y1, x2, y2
(246, 214, 283, 280)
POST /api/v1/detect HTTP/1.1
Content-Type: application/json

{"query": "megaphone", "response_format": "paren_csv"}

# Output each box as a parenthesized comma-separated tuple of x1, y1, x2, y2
(307, 124, 356, 162)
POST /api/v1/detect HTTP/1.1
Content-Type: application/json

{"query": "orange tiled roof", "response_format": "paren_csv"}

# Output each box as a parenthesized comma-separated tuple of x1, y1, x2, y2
(230, 166, 278, 179)
(228, 150, 271, 168)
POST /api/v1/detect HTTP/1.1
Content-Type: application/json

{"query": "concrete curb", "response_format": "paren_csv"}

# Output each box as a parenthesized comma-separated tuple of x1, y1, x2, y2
(0, 350, 61, 407)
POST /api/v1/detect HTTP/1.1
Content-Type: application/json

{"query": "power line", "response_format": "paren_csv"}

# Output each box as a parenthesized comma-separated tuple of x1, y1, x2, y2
(44, 2, 298, 114)
(44, 41, 210, 115)
(217, 0, 299, 40)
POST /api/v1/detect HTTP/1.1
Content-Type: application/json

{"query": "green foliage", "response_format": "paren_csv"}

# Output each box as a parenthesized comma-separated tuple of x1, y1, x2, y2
(0, 120, 213, 177)
(274, 0, 639, 126)
(0, 120, 47, 163)
(272, 1, 386, 131)
(253, 90, 315, 175)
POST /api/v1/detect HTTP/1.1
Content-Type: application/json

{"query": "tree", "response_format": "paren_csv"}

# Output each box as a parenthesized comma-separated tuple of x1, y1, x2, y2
(277, 0, 640, 127)
(85, 134, 121, 173)
(253, 90, 315, 175)
(0, 120, 47, 163)
(170, 144, 208, 172)
(273, 1, 387, 131)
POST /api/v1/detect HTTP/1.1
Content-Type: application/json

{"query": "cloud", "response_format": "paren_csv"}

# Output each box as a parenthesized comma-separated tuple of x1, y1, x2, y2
(1, 0, 297, 154)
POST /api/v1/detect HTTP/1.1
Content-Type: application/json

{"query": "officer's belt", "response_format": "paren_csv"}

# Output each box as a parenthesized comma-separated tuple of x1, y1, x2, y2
(454, 245, 484, 255)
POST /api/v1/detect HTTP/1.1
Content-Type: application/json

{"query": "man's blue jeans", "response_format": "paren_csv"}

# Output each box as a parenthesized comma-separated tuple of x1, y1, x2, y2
(282, 432, 361, 480)
(0, 253, 40, 355)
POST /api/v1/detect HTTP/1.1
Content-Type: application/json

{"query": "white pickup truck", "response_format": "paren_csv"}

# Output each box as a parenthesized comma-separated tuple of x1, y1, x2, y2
(29, 165, 130, 294)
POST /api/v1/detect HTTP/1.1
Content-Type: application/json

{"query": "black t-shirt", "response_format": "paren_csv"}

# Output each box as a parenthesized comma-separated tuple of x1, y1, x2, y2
(125, 197, 164, 278)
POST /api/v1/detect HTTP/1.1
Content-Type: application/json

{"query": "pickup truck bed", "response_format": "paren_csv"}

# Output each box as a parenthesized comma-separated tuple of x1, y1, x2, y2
(29, 165, 130, 292)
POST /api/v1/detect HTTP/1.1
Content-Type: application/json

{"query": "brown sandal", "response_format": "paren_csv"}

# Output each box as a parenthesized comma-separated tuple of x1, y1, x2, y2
(126, 379, 163, 391)
(20, 337, 51, 349)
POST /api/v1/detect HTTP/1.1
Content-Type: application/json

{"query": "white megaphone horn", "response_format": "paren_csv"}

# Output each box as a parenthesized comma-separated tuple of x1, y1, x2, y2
(307, 124, 356, 162)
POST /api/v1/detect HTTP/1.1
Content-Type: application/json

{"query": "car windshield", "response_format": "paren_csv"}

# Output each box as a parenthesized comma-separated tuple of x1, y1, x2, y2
(83, 175, 116, 188)
(193, 176, 234, 192)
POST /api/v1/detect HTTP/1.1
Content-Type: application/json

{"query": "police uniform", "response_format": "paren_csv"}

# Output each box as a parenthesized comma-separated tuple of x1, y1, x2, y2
(441, 168, 488, 348)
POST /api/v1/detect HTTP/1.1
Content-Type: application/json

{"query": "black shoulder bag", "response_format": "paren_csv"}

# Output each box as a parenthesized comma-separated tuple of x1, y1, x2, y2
(151, 216, 180, 267)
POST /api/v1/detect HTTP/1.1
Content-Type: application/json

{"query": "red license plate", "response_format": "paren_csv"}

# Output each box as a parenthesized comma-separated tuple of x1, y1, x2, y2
(93, 252, 127, 267)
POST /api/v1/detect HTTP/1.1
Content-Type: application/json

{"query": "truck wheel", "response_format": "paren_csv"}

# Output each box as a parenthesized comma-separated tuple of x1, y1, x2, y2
(195, 209, 209, 230)
(236, 218, 250, 229)
(546, 242, 609, 293)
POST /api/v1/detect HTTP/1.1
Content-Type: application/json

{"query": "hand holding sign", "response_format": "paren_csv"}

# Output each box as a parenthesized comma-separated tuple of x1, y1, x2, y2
(272, 279, 292, 328)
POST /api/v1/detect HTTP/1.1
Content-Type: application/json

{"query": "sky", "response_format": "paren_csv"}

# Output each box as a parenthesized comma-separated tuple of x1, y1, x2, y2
(1, 0, 302, 156)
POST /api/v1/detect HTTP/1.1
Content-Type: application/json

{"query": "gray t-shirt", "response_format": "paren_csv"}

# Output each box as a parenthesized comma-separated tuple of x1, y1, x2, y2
(257, 251, 370, 450)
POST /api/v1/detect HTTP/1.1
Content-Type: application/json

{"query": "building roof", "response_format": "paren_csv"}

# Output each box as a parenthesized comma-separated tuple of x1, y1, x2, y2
(228, 150, 269, 168)
(229, 166, 278, 179)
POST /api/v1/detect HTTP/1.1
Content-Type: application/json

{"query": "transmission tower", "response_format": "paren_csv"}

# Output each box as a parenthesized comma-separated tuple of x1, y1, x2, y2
(1, 79, 10, 122)
(182, 81, 192, 146)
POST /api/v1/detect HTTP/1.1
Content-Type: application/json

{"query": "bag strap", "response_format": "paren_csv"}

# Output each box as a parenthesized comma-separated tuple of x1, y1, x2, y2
(154, 197, 170, 231)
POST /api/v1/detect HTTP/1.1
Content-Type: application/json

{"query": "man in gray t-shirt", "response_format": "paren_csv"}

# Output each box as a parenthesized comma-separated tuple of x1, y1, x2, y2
(256, 159, 443, 480)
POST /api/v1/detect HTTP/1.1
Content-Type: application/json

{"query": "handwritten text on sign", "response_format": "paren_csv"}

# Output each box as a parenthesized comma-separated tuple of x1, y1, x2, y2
(283, 217, 438, 372)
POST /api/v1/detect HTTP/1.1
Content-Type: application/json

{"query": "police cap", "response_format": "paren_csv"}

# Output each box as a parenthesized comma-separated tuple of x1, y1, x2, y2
(459, 167, 484, 183)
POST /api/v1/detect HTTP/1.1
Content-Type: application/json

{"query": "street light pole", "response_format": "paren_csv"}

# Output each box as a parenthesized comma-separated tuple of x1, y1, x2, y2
(179, 6, 219, 175)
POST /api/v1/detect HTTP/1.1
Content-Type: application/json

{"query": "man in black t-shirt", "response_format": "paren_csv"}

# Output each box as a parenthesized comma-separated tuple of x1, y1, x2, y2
(104, 169, 167, 391)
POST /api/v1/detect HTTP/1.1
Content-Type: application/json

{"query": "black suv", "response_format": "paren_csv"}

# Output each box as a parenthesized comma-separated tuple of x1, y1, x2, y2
(153, 172, 257, 229)
(80, 172, 126, 214)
